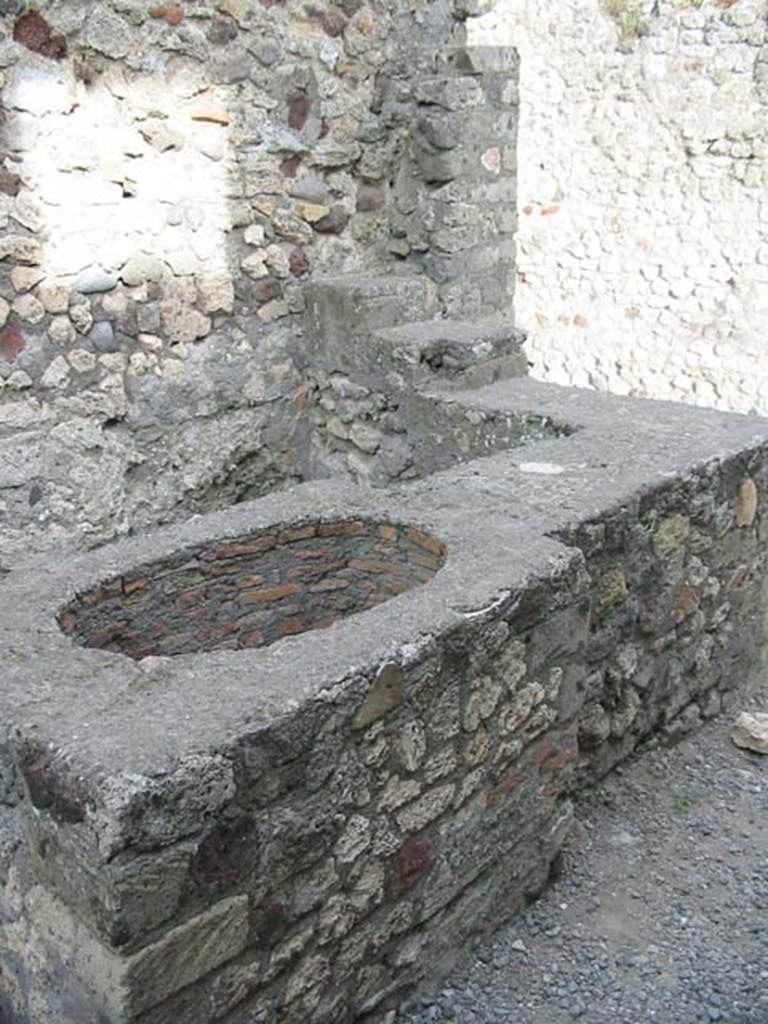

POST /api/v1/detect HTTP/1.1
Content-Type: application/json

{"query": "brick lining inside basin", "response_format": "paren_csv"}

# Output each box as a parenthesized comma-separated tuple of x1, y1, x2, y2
(57, 519, 447, 659)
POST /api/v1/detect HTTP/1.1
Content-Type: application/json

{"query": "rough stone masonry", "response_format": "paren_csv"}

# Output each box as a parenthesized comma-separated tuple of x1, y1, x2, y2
(1, 1, 768, 1023)
(2, 375, 768, 1023)
(0, 0, 516, 560)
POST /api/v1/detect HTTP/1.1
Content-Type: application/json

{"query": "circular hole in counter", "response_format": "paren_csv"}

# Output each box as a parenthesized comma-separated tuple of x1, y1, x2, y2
(57, 519, 447, 659)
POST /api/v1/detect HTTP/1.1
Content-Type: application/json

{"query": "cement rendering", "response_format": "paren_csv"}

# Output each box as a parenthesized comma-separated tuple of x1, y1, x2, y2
(1, 375, 767, 1022)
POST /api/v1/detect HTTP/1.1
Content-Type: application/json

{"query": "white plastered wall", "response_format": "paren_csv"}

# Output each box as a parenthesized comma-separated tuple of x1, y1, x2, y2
(6, 61, 232, 283)
(469, 0, 768, 415)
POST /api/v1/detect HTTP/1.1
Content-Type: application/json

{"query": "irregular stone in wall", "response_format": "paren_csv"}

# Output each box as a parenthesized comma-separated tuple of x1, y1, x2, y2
(75, 268, 118, 295)
(250, 281, 284, 310)
(10, 267, 44, 293)
(413, 145, 461, 184)
(735, 477, 758, 527)
(207, 17, 239, 45)
(272, 209, 314, 245)
(288, 91, 312, 131)
(653, 514, 690, 557)
(353, 664, 405, 731)
(68, 348, 97, 373)
(257, 298, 289, 322)
(244, 225, 266, 247)
(37, 283, 69, 315)
(48, 316, 76, 346)
(102, 292, 127, 322)
(0, 166, 21, 197)
(0, 235, 42, 265)
(12, 191, 44, 233)
(88, 322, 118, 353)
(12, 294, 44, 324)
(356, 185, 387, 212)
(334, 814, 371, 864)
(265, 244, 291, 278)
(119, 256, 165, 288)
(249, 36, 282, 65)
(314, 204, 351, 235)
(311, 136, 362, 169)
(94, 896, 250, 1018)
(242, 251, 269, 279)
(40, 355, 70, 389)
(293, 200, 330, 223)
(596, 568, 627, 615)
(140, 119, 185, 153)
(417, 112, 460, 152)
(197, 273, 235, 315)
(289, 247, 310, 276)
(161, 283, 211, 344)
(70, 302, 94, 335)
(84, 8, 131, 59)
(280, 154, 302, 179)
(391, 835, 433, 898)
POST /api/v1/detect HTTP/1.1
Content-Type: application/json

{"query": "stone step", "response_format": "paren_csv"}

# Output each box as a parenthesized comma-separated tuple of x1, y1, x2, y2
(373, 319, 529, 386)
(302, 274, 439, 375)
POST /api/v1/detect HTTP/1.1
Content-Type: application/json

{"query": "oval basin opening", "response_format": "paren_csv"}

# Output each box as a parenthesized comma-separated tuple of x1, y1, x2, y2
(57, 518, 447, 660)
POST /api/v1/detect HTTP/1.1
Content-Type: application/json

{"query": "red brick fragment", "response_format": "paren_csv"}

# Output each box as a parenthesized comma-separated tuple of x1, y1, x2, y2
(407, 551, 442, 571)
(278, 525, 317, 543)
(349, 558, 408, 576)
(317, 520, 366, 538)
(294, 546, 331, 560)
(673, 586, 699, 624)
(123, 576, 148, 595)
(149, 4, 184, 25)
(240, 629, 265, 648)
(289, 246, 310, 277)
(391, 836, 433, 898)
(288, 91, 311, 131)
(280, 154, 302, 178)
(404, 528, 445, 559)
(273, 617, 305, 638)
(250, 279, 282, 304)
(287, 560, 347, 580)
(240, 584, 301, 605)
(200, 536, 277, 560)
(381, 578, 411, 595)
(13, 12, 67, 60)
(0, 326, 25, 363)
(58, 611, 77, 634)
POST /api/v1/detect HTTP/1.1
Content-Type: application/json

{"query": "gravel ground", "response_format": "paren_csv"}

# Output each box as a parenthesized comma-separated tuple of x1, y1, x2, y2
(404, 678, 768, 1024)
